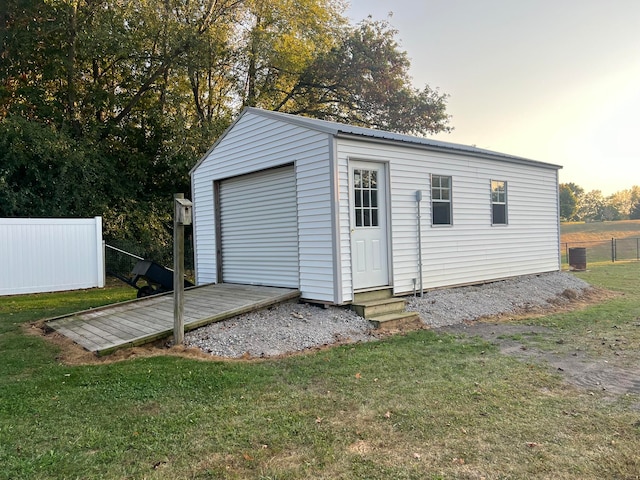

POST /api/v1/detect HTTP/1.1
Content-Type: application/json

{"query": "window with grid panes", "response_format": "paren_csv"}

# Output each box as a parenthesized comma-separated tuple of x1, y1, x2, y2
(491, 180, 507, 225)
(431, 175, 452, 225)
(353, 169, 379, 227)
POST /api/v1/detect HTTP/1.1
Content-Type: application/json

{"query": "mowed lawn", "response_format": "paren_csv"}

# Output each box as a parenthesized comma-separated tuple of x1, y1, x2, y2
(561, 219, 640, 244)
(1, 264, 640, 479)
(561, 219, 640, 264)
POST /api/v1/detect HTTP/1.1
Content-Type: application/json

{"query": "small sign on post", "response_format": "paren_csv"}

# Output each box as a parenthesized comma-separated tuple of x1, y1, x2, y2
(173, 193, 192, 345)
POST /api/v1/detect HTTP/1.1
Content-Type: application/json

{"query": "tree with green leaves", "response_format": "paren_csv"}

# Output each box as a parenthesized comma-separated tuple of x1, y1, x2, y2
(237, 0, 346, 109)
(1, 2, 453, 259)
(630, 200, 640, 220)
(559, 184, 577, 221)
(1, 0, 244, 250)
(269, 18, 452, 136)
(607, 186, 640, 219)
(577, 190, 606, 222)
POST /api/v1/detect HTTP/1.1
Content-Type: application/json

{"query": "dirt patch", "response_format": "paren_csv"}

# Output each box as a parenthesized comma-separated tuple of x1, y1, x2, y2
(27, 322, 225, 366)
(437, 314, 640, 397)
(30, 320, 371, 366)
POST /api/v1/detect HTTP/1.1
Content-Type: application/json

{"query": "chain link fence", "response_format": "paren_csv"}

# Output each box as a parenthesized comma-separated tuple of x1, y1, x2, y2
(562, 237, 640, 265)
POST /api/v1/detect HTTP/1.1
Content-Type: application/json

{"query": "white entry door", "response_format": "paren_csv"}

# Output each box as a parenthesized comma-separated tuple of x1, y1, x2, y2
(350, 161, 389, 289)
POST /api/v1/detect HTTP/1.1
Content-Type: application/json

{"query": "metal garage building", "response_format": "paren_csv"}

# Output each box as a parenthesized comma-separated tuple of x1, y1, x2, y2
(190, 108, 562, 305)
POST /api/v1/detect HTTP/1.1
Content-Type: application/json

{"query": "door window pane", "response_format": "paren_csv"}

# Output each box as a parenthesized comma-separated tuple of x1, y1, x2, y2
(354, 168, 380, 227)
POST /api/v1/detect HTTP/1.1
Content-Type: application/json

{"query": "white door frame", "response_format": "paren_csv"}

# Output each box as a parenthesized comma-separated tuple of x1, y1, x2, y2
(349, 160, 391, 290)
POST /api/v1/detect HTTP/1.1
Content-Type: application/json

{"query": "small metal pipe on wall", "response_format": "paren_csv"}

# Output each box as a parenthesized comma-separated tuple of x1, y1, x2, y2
(416, 190, 424, 297)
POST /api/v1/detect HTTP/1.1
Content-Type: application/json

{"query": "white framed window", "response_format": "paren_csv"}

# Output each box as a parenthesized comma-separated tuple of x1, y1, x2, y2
(353, 168, 379, 227)
(431, 175, 452, 225)
(491, 180, 508, 225)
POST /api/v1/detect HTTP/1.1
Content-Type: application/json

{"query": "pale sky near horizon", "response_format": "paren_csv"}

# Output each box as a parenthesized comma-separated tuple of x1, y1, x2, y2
(347, 0, 640, 195)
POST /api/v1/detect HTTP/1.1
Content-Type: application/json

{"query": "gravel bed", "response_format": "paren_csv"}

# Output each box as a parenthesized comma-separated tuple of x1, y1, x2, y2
(407, 271, 591, 328)
(184, 302, 373, 358)
(184, 272, 591, 358)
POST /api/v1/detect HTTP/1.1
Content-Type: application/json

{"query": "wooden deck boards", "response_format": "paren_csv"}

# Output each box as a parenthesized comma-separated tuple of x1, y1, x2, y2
(46, 284, 299, 355)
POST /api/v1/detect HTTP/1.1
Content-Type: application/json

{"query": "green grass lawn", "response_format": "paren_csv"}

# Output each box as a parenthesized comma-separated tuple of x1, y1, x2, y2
(1, 266, 640, 479)
(561, 220, 640, 263)
(561, 219, 640, 241)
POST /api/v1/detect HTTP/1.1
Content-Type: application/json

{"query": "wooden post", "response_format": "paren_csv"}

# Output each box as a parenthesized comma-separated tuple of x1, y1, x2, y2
(174, 193, 185, 345)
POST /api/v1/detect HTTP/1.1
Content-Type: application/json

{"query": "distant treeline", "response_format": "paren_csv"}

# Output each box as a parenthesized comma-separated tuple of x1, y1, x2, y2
(560, 184, 640, 222)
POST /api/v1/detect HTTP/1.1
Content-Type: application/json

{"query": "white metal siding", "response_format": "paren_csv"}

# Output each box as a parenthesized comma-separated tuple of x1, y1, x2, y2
(220, 166, 299, 287)
(0, 217, 104, 296)
(337, 138, 560, 296)
(192, 111, 335, 301)
(193, 109, 561, 304)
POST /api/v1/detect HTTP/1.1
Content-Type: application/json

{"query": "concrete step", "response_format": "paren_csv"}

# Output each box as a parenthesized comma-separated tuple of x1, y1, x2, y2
(351, 297, 407, 318)
(368, 311, 422, 330)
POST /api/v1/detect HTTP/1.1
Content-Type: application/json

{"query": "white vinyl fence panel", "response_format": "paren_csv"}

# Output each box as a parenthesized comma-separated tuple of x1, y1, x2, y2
(0, 217, 105, 296)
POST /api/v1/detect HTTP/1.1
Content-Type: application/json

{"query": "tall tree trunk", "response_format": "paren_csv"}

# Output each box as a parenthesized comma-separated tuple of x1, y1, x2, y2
(66, 0, 80, 134)
(92, 59, 105, 122)
(189, 68, 206, 123)
(245, 50, 257, 107)
(244, 14, 261, 107)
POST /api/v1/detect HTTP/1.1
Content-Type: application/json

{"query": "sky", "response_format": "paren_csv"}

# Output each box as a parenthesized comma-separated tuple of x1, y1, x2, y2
(346, 0, 640, 195)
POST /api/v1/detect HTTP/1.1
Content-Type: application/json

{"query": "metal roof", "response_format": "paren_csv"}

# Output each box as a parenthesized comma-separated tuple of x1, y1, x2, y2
(248, 107, 562, 170)
(191, 107, 562, 174)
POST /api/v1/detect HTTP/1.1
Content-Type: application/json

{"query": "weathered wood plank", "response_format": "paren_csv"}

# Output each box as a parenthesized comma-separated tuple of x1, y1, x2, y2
(87, 307, 161, 329)
(123, 306, 173, 324)
(100, 314, 160, 336)
(97, 328, 175, 356)
(54, 327, 102, 351)
(79, 322, 122, 344)
(58, 324, 112, 351)
(46, 284, 300, 355)
(97, 318, 154, 340)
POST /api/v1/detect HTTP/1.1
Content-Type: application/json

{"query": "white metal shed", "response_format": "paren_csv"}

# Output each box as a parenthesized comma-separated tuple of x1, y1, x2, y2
(190, 108, 562, 305)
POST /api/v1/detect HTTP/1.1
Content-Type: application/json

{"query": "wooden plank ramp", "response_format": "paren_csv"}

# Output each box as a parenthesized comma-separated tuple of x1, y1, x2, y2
(46, 284, 300, 356)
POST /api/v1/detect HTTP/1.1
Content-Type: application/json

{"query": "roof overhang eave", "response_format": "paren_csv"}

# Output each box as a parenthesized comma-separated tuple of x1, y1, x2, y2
(334, 132, 563, 170)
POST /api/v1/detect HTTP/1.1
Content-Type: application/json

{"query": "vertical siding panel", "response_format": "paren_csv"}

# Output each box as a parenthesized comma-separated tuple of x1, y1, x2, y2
(296, 144, 334, 301)
(336, 147, 353, 301)
(337, 138, 560, 295)
(191, 111, 335, 302)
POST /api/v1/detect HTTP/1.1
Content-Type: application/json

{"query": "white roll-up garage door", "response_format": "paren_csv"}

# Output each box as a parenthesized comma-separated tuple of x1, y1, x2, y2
(219, 165, 299, 287)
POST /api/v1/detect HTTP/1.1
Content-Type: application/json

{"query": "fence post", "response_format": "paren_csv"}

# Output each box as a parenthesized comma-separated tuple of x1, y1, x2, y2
(611, 237, 616, 263)
(174, 193, 185, 346)
(95, 216, 105, 288)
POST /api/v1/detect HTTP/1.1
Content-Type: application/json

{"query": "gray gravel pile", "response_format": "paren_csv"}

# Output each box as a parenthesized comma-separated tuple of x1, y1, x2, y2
(407, 271, 590, 328)
(184, 301, 373, 358)
(184, 272, 591, 358)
